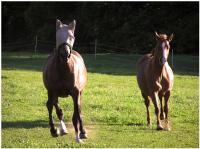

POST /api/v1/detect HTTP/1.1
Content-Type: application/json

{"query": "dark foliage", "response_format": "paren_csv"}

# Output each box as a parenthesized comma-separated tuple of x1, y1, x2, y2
(2, 2, 199, 54)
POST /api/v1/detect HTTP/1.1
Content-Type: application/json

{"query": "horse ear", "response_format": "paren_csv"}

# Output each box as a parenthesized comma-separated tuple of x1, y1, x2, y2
(155, 31, 160, 41)
(168, 33, 174, 42)
(68, 20, 76, 33)
(56, 19, 62, 30)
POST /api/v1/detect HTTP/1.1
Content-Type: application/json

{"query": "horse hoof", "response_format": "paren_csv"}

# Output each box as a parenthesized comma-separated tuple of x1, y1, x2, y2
(164, 127, 171, 131)
(76, 138, 84, 143)
(60, 129, 69, 136)
(157, 125, 164, 130)
(160, 116, 164, 120)
(79, 133, 88, 139)
(50, 128, 59, 137)
(147, 123, 152, 128)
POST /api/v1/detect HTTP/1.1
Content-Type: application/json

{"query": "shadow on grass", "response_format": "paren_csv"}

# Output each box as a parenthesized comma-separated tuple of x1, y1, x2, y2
(2, 120, 144, 129)
(2, 120, 49, 129)
(106, 123, 143, 126)
(2, 52, 198, 76)
(2, 53, 138, 76)
(2, 56, 46, 72)
(87, 122, 144, 127)
(88, 122, 151, 132)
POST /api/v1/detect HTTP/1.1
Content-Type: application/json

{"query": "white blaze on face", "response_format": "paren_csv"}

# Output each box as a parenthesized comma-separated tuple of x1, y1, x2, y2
(66, 30, 75, 46)
(56, 25, 75, 49)
(161, 41, 169, 64)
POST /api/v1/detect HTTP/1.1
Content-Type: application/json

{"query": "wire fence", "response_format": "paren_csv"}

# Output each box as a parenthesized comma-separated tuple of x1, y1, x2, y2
(2, 38, 136, 54)
(2, 38, 174, 68)
(2, 40, 55, 53)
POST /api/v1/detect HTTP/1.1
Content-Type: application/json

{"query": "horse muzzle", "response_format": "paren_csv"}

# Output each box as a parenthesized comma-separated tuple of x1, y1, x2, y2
(60, 46, 71, 62)
(60, 54, 70, 63)
(159, 57, 167, 65)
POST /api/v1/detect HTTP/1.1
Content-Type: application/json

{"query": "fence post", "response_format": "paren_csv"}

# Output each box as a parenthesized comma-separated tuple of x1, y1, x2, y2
(171, 48, 174, 69)
(34, 35, 38, 53)
(95, 39, 97, 59)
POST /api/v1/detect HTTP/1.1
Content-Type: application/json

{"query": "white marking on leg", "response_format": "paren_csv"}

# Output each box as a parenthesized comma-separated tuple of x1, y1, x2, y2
(56, 127, 60, 135)
(58, 120, 68, 134)
(75, 132, 84, 143)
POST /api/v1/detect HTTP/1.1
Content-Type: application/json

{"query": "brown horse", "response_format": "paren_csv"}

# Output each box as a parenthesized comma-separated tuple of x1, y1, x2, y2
(43, 19, 87, 143)
(136, 32, 174, 130)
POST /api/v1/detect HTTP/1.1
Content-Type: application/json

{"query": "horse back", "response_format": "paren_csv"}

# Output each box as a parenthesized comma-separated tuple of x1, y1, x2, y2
(43, 50, 87, 97)
(136, 54, 152, 94)
(43, 53, 58, 90)
(136, 54, 174, 96)
(70, 50, 87, 91)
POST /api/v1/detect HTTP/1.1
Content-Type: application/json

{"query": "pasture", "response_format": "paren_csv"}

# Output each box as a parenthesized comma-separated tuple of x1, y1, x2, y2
(2, 52, 199, 147)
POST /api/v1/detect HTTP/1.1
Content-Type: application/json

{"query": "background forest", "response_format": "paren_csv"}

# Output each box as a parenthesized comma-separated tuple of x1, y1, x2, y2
(2, 2, 199, 54)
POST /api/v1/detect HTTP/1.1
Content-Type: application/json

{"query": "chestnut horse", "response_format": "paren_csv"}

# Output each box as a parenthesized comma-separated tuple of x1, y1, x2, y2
(136, 32, 174, 130)
(43, 19, 87, 143)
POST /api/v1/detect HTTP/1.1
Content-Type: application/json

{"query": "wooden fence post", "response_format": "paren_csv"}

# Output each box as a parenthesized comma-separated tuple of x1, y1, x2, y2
(34, 35, 37, 53)
(171, 48, 174, 69)
(95, 39, 97, 59)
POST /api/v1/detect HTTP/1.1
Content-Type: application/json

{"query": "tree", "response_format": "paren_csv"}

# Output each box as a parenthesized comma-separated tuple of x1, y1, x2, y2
(2, 2, 199, 54)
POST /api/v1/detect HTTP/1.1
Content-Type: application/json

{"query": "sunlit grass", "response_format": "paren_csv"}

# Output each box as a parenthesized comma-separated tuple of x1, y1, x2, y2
(2, 52, 199, 147)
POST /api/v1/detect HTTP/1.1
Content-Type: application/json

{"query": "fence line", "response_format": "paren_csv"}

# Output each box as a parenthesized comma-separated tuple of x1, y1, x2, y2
(2, 39, 136, 54)
(37, 40, 55, 44)
(2, 39, 175, 68)
(2, 39, 55, 52)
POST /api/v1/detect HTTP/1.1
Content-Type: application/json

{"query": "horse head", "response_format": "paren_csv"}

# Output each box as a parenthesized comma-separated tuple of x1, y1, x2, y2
(56, 19, 76, 62)
(153, 31, 173, 66)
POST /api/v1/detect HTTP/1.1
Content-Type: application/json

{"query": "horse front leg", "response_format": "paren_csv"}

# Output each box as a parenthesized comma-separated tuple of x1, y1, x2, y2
(72, 89, 86, 143)
(150, 92, 163, 130)
(142, 92, 151, 127)
(79, 91, 88, 139)
(54, 99, 68, 135)
(158, 93, 165, 120)
(46, 91, 59, 137)
(164, 91, 171, 131)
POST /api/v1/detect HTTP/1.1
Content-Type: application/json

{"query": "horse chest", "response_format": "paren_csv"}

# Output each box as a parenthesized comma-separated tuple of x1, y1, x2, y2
(57, 72, 74, 86)
(70, 54, 87, 90)
(161, 64, 174, 90)
(51, 78, 72, 97)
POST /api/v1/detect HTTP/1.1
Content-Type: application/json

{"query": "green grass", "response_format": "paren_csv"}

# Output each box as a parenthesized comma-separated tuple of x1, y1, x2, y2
(2, 52, 199, 147)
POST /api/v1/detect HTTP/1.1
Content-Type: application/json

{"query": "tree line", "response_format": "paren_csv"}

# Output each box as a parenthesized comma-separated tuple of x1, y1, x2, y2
(2, 2, 199, 54)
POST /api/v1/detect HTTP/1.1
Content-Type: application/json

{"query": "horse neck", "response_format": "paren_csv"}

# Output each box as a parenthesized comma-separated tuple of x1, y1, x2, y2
(151, 49, 164, 76)
(55, 54, 71, 75)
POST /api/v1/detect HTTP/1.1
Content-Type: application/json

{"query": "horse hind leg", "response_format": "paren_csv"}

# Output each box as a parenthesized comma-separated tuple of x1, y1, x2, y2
(142, 92, 151, 127)
(54, 99, 68, 135)
(46, 91, 59, 137)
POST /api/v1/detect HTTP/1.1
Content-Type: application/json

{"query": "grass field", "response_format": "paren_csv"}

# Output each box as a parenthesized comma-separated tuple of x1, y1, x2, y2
(2, 52, 199, 148)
